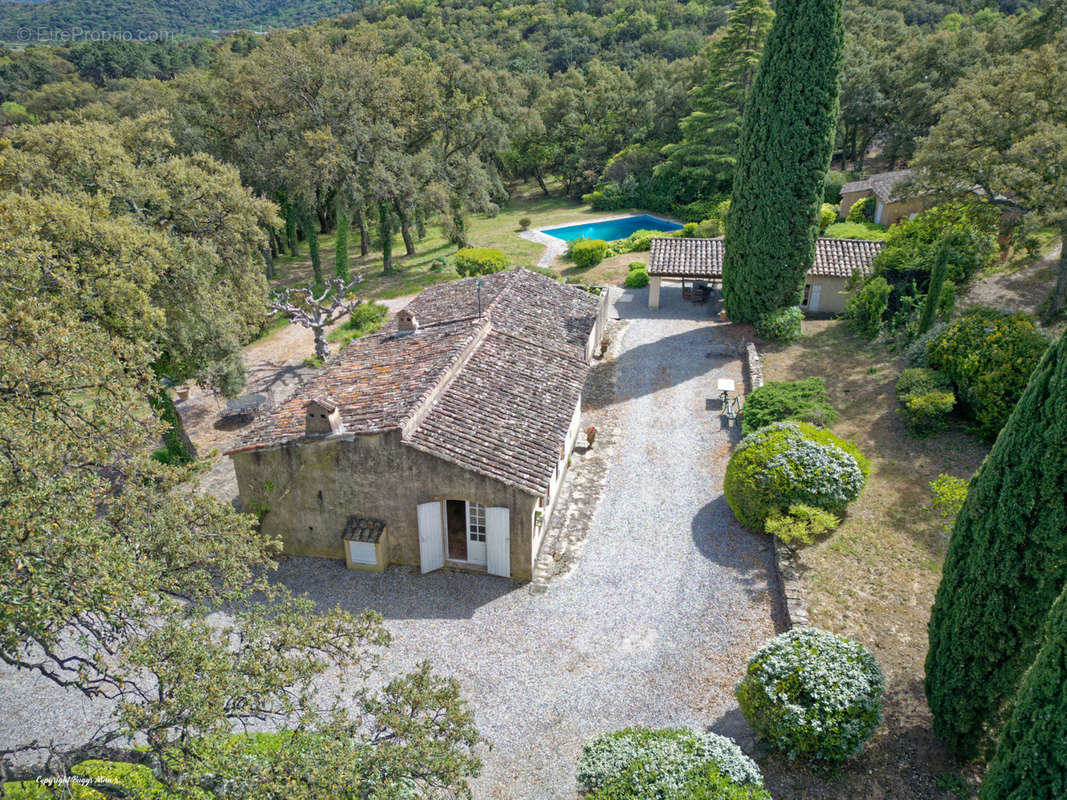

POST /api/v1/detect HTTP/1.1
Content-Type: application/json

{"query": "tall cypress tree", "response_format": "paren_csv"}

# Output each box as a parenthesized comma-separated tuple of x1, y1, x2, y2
(925, 330, 1066, 759)
(658, 0, 774, 200)
(978, 583, 1067, 800)
(301, 212, 322, 286)
(918, 243, 950, 335)
(335, 199, 350, 281)
(721, 0, 845, 324)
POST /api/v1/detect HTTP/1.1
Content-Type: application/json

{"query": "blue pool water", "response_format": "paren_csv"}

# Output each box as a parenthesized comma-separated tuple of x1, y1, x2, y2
(541, 214, 683, 242)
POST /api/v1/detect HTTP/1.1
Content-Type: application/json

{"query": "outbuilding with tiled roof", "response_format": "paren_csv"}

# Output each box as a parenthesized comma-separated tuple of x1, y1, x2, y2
(645, 236, 885, 314)
(227, 269, 607, 581)
(838, 168, 933, 226)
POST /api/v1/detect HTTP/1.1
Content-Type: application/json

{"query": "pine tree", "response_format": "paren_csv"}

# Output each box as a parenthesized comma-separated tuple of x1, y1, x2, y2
(658, 0, 774, 200)
(978, 583, 1067, 800)
(721, 0, 845, 324)
(925, 330, 1067, 759)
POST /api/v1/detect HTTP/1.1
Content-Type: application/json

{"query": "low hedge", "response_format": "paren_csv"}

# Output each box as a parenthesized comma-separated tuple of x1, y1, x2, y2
(764, 503, 839, 549)
(899, 390, 956, 436)
(741, 377, 837, 436)
(737, 628, 884, 764)
(569, 237, 609, 268)
(926, 307, 1049, 439)
(624, 268, 650, 289)
(454, 247, 507, 276)
(754, 306, 802, 343)
(724, 421, 868, 533)
(895, 367, 952, 400)
(577, 727, 770, 800)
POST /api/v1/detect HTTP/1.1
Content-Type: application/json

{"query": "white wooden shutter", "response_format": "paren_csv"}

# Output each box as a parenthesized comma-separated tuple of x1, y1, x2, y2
(808, 284, 821, 312)
(417, 502, 444, 574)
(485, 506, 510, 578)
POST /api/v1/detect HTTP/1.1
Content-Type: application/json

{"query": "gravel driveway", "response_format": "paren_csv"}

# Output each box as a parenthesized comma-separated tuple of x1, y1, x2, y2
(275, 286, 779, 796)
(0, 287, 778, 797)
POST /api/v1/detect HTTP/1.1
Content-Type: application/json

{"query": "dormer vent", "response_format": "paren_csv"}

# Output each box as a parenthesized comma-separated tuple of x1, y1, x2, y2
(305, 396, 344, 437)
(397, 309, 419, 332)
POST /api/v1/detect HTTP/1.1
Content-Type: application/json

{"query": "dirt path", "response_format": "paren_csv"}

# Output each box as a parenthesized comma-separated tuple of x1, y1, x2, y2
(179, 294, 416, 501)
(961, 243, 1062, 325)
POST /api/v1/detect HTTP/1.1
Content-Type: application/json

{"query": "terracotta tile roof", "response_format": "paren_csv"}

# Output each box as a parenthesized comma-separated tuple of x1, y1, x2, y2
(231, 318, 485, 448)
(342, 516, 386, 543)
(646, 236, 884, 280)
(840, 169, 917, 203)
(647, 237, 724, 277)
(406, 331, 585, 494)
(840, 179, 872, 196)
(810, 238, 886, 277)
(868, 169, 915, 203)
(228, 269, 601, 495)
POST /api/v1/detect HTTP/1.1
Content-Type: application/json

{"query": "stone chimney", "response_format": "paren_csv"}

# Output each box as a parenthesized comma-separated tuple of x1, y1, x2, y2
(305, 396, 344, 437)
(396, 309, 419, 333)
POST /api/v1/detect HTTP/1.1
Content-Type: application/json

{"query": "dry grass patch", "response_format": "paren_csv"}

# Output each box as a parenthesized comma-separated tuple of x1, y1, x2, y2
(558, 251, 648, 286)
(756, 319, 988, 799)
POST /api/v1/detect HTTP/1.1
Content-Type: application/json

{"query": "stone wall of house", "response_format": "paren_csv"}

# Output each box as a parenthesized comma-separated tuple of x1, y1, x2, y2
(879, 195, 927, 227)
(233, 430, 539, 580)
(838, 188, 873, 220)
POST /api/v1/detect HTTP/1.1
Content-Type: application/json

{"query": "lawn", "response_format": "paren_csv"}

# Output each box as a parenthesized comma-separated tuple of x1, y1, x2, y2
(269, 184, 658, 301)
(756, 319, 989, 800)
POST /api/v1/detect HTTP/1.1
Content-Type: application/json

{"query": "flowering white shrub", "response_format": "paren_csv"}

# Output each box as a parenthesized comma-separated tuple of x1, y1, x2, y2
(576, 727, 768, 799)
(736, 628, 884, 764)
(724, 421, 868, 532)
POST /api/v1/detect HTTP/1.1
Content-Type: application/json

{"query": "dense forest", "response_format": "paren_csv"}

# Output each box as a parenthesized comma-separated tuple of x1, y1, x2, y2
(0, 0, 368, 40)
(0, 0, 1061, 390)
(0, 0, 1041, 41)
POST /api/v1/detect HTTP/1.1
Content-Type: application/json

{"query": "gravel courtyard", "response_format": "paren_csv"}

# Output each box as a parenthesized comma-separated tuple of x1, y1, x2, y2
(275, 286, 779, 797)
(0, 287, 778, 798)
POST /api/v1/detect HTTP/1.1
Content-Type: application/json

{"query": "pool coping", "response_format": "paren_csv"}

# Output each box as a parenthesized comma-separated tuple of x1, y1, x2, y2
(519, 210, 684, 268)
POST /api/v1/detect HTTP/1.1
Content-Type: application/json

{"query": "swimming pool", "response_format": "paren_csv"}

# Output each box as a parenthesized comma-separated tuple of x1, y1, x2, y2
(541, 214, 683, 242)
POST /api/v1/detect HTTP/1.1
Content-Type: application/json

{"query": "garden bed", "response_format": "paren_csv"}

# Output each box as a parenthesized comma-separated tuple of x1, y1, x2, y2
(756, 319, 988, 799)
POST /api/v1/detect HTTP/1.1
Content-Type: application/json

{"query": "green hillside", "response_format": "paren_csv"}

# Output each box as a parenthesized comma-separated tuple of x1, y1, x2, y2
(0, 0, 366, 41)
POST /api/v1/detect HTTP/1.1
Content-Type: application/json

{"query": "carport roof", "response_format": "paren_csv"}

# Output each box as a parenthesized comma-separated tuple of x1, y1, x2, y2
(646, 236, 885, 280)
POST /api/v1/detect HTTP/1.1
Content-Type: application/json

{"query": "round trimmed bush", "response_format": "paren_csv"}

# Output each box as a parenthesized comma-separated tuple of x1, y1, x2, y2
(737, 628, 884, 764)
(899, 390, 955, 436)
(519, 217, 531, 231)
(454, 247, 507, 276)
(724, 421, 868, 532)
(905, 321, 947, 367)
(754, 306, 802, 343)
(846, 195, 875, 223)
(624, 268, 650, 289)
(927, 307, 1049, 439)
(819, 202, 838, 232)
(577, 727, 770, 800)
(569, 237, 609, 268)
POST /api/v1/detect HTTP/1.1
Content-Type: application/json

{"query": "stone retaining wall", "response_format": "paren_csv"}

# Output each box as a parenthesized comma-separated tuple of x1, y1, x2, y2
(739, 338, 808, 630)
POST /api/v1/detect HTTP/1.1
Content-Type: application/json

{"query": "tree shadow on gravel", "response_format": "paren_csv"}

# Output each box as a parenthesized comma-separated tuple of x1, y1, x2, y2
(690, 496, 781, 617)
(583, 327, 743, 412)
(270, 556, 519, 621)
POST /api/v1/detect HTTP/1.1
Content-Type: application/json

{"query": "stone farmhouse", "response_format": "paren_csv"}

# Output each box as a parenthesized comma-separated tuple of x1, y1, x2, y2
(646, 236, 885, 314)
(227, 269, 608, 581)
(839, 168, 930, 226)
